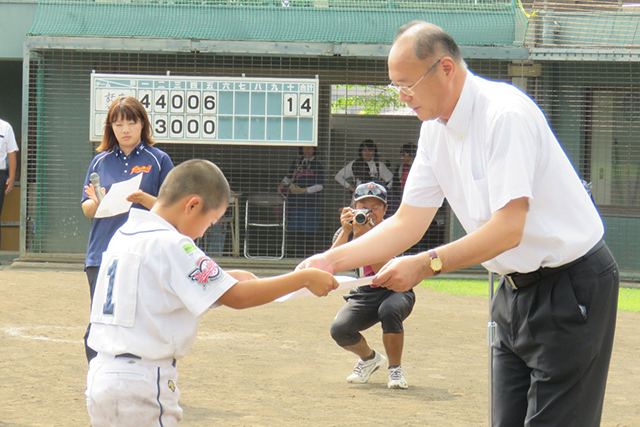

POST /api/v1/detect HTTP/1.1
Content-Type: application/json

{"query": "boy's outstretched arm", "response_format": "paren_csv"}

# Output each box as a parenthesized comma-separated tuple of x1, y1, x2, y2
(217, 268, 339, 309)
(226, 270, 259, 282)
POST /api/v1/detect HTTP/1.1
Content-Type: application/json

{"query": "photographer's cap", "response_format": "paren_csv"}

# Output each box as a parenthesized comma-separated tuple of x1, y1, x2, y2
(353, 182, 387, 205)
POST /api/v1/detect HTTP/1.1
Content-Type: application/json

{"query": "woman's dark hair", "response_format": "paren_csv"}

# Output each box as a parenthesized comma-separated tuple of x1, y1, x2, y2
(401, 142, 417, 157)
(97, 96, 156, 153)
(358, 139, 378, 160)
(353, 139, 379, 183)
(297, 146, 316, 156)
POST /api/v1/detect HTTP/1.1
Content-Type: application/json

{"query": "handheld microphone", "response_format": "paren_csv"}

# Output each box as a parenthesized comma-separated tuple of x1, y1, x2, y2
(89, 172, 104, 204)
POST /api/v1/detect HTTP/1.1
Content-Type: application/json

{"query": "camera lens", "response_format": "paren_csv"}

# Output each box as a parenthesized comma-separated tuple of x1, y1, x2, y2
(353, 208, 371, 225)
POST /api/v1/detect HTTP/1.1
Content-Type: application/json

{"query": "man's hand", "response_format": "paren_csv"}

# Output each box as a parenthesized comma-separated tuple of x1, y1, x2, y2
(337, 207, 372, 238)
(371, 253, 430, 293)
(296, 252, 335, 274)
(5, 176, 14, 195)
(351, 221, 372, 238)
(338, 207, 354, 231)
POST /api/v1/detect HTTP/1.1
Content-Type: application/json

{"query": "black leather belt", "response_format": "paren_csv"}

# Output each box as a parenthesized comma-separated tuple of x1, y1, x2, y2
(503, 239, 605, 290)
(116, 353, 177, 367)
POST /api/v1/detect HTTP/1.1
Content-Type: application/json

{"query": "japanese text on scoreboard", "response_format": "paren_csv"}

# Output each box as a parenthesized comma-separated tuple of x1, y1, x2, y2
(90, 73, 318, 146)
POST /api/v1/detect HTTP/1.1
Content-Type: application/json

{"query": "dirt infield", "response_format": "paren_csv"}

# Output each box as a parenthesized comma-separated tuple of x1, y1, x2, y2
(1, 265, 638, 427)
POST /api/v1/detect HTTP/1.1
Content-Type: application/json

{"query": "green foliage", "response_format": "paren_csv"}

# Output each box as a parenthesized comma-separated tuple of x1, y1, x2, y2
(331, 85, 406, 115)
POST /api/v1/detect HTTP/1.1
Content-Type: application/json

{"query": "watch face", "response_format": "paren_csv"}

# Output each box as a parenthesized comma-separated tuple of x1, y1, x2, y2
(431, 258, 443, 271)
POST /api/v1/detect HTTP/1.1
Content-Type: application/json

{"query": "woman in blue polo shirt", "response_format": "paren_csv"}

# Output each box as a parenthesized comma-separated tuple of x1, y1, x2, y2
(81, 96, 174, 363)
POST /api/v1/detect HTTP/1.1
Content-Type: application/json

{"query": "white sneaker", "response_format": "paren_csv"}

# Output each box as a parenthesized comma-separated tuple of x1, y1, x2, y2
(387, 366, 408, 389)
(346, 351, 386, 383)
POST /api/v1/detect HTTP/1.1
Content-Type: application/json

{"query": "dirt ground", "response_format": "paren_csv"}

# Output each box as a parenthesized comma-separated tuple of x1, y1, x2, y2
(0, 264, 638, 427)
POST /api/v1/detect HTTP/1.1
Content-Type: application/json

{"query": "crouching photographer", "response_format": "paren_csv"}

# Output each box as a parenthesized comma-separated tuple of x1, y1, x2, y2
(329, 182, 416, 389)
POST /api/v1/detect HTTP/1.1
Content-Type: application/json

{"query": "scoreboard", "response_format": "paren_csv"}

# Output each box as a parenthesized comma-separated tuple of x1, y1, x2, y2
(90, 73, 319, 146)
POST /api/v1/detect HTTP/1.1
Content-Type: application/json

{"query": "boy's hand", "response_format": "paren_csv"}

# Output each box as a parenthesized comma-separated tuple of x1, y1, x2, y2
(227, 270, 259, 282)
(126, 189, 147, 204)
(302, 268, 339, 297)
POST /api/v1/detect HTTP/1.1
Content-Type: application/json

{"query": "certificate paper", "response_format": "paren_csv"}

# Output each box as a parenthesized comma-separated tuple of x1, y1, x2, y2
(94, 174, 143, 218)
(275, 275, 372, 302)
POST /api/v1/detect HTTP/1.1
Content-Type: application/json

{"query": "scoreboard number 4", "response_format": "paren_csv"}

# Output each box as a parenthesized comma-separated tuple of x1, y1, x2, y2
(140, 90, 217, 115)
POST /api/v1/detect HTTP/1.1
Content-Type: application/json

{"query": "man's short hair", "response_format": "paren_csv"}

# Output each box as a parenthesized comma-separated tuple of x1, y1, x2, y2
(395, 21, 463, 64)
(158, 159, 230, 212)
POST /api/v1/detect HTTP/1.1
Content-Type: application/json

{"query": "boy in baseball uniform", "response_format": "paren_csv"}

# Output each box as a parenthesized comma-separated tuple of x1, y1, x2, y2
(86, 159, 338, 426)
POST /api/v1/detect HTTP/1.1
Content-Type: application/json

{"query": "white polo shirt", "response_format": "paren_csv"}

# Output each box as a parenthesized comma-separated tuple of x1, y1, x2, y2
(0, 119, 19, 170)
(403, 72, 603, 275)
(89, 209, 238, 361)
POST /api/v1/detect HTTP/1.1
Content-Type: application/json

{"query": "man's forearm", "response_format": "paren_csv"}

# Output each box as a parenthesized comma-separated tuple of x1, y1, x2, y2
(430, 197, 528, 275)
(327, 204, 434, 273)
(8, 152, 17, 179)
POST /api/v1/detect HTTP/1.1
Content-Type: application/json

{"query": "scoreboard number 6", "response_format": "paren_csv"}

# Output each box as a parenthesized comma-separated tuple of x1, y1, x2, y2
(203, 92, 217, 114)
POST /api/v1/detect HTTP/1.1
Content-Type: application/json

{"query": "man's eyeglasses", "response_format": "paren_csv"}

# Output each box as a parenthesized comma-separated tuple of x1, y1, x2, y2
(388, 59, 442, 97)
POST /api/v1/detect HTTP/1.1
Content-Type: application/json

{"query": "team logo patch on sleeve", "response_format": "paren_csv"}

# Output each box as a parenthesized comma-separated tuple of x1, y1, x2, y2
(182, 243, 197, 255)
(188, 257, 221, 288)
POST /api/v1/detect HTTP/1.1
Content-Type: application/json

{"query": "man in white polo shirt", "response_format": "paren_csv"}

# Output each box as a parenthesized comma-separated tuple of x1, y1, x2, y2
(300, 22, 619, 427)
(0, 118, 19, 251)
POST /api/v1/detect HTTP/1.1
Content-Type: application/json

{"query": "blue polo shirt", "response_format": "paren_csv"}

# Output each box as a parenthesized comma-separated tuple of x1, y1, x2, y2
(82, 142, 174, 268)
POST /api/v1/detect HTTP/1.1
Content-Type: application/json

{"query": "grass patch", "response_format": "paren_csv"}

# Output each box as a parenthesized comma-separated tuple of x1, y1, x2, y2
(422, 278, 490, 297)
(618, 287, 640, 312)
(420, 279, 640, 312)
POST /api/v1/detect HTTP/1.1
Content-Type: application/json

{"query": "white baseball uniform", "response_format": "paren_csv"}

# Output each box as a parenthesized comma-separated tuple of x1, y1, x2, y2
(86, 208, 237, 427)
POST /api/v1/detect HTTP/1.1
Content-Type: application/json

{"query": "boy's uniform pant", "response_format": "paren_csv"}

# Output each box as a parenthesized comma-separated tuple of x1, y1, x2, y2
(86, 354, 182, 427)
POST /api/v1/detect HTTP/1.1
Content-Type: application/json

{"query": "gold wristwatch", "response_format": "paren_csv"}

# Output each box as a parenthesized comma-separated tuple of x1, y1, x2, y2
(428, 250, 443, 276)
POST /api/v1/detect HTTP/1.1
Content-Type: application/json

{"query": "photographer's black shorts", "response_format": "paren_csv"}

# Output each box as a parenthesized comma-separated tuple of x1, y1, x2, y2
(330, 286, 416, 347)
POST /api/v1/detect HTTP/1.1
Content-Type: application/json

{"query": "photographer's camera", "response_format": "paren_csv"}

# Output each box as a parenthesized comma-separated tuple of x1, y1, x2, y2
(352, 208, 371, 225)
